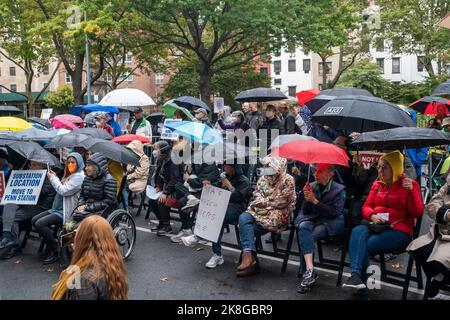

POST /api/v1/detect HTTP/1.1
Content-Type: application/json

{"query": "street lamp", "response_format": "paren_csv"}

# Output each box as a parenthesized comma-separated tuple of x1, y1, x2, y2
(85, 10, 91, 104)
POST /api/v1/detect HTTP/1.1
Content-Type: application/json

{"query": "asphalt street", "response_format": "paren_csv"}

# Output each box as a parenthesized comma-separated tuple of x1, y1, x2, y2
(0, 206, 445, 300)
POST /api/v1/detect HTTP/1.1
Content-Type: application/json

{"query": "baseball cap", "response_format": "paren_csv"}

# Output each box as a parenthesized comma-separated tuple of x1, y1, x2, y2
(194, 108, 207, 115)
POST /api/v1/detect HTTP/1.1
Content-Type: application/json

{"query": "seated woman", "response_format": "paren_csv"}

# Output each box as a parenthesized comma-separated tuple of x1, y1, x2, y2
(295, 164, 345, 294)
(0, 160, 56, 260)
(124, 140, 150, 207)
(32, 153, 85, 264)
(51, 215, 128, 300)
(236, 156, 296, 277)
(148, 141, 182, 236)
(73, 153, 117, 218)
(407, 174, 450, 298)
(342, 151, 424, 294)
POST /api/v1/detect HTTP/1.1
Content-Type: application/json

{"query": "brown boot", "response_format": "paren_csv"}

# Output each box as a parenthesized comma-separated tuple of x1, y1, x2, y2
(236, 260, 260, 277)
(237, 251, 254, 271)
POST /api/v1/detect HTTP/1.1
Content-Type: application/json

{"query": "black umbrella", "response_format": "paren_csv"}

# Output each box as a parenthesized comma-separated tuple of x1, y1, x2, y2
(79, 139, 139, 166)
(305, 87, 374, 114)
(312, 95, 415, 133)
(351, 127, 450, 150)
(45, 134, 90, 149)
(5, 141, 61, 168)
(432, 80, 450, 96)
(0, 105, 22, 116)
(173, 96, 211, 112)
(146, 112, 165, 126)
(0, 128, 59, 141)
(72, 127, 113, 140)
(408, 96, 450, 114)
(234, 87, 288, 103)
(28, 117, 52, 129)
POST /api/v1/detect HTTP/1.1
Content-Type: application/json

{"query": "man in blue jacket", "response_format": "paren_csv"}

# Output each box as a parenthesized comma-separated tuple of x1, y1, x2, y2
(295, 163, 345, 294)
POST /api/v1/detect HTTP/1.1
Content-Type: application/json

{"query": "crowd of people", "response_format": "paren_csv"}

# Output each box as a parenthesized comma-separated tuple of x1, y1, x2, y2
(0, 100, 449, 301)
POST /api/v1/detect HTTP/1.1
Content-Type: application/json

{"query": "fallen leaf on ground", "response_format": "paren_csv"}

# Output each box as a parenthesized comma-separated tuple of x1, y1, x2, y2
(14, 260, 22, 264)
(196, 247, 204, 251)
(391, 263, 404, 269)
(46, 268, 54, 272)
(160, 277, 169, 282)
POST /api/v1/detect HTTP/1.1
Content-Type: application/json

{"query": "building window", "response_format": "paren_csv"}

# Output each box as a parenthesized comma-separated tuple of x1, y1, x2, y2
(125, 53, 133, 63)
(417, 56, 425, 72)
(275, 88, 281, 91)
(106, 74, 112, 82)
(10, 67, 16, 76)
(43, 82, 48, 91)
(376, 58, 384, 74)
(155, 73, 164, 85)
(288, 86, 297, 97)
(10, 84, 17, 92)
(318, 62, 332, 76)
(260, 53, 268, 61)
(273, 60, 281, 74)
(259, 67, 268, 75)
(273, 78, 282, 85)
(65, 73, 72, 84)
(392, 57, 400, 74)
(43, 65, 49, 75)
(126, 74, 133, 82)
(375, 39, 384, 52)
(288, 59, 296, 72)
(303, 59, 311, 73)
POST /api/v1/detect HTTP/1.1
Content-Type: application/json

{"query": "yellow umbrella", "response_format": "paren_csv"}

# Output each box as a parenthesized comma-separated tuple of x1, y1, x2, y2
(0, 117, 32, 131)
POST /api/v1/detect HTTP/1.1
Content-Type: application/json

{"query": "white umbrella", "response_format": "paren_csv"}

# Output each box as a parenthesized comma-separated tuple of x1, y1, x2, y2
(99, 88, 156, 111)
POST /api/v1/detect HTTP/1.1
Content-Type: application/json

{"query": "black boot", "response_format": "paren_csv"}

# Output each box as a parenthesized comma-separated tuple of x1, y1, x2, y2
(43, 250, 59, 265)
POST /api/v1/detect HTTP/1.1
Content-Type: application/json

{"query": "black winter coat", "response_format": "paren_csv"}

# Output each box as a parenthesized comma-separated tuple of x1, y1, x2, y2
(226, 166, 251, 212)
(188, 163, 220, 189)
(77, 171, 117, 213)
(150, 157, 182, 196)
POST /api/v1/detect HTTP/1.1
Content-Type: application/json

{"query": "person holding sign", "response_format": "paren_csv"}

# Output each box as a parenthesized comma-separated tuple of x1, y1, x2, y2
(0, 161, 56, 260)
(236, 156, 296, 277)
(182, 162, 251, 269)
(193, 108, 213, 128)
(31, 153, 85, 264)
(342, 151, 424, 296)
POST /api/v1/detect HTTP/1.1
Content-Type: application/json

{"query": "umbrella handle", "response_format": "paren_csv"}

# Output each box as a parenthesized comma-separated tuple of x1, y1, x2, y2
(307, 164, 311, 183)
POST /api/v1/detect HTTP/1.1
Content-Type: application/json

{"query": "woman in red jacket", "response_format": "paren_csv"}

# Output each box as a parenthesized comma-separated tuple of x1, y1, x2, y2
(342, 151, 424, 294)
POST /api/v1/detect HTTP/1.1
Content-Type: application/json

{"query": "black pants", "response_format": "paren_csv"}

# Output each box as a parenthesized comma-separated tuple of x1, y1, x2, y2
(31, 211, 62, 252)
(410, 239, 450, 280)
(174, 182, 201, 230)
(148, 199, 171, 225)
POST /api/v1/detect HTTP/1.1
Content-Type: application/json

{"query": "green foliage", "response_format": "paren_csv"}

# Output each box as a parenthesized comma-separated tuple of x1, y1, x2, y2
(44, 85, 74, 109)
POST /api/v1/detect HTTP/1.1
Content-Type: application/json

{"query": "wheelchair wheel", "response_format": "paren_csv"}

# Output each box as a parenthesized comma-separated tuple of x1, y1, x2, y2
(107, 209, 136, 260)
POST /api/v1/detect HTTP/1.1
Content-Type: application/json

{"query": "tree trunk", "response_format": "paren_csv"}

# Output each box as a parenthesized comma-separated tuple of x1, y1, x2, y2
(321, 56, 328, 90)
(72, 54, 85, 105)
(198, 61, 212, 106)
(424, 58, 435, 78)
(26, 66, 34, 118)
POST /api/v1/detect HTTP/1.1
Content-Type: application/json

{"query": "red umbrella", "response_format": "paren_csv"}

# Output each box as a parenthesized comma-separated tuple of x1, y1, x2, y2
(53, 114, 83, 124)
(50, 118, 79, 130)
(112, 134, 151, 144)
(296, 89, 320, 106)
(408, 96, 450, 115)
(270, 140, 350, 167)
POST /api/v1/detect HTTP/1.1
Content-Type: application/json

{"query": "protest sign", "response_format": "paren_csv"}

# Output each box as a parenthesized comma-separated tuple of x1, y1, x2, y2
(162, 118, 181, 140)
(1, 170, 46, 205)
(358, 151, 384, 170)
(0, 172, 5, 204)
(194, 185, 231, 243)
(214, 97, 224, 114)
(118, 112, 130, 132)
(40, 108, 53, 120)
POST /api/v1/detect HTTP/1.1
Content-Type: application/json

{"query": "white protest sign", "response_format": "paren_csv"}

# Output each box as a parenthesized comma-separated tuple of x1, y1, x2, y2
(161, 118, 181, 141)
(358, 151, 385, 170)
(40, 108, 53, 120)
(118, 112, 130, 132)
(194, 185, 231, 243)
(214, 97, 224, 114)
(2, 170, 46, 205)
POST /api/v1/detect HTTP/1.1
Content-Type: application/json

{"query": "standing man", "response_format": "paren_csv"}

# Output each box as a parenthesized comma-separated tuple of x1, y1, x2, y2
(193, 108, 213, 128)
(94, 112, 115, 137)
(279, 102, 297, 135)
(245, 102, 261, 131)
(128, 107, 152, 140)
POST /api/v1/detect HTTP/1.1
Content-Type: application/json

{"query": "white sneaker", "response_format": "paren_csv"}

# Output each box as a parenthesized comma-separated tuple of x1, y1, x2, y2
(170, 229, 193, 243)
(205, 254, 224, 269)
(182, 234, 199, 247)
(181, 195, 200, 211)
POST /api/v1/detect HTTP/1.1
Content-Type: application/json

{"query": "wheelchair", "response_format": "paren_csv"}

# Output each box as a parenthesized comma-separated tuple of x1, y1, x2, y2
(58, 176, 137, 267)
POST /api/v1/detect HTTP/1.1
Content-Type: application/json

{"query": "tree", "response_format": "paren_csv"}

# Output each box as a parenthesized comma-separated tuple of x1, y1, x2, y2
(130, 0, 287, 106)
(283, 0, 363, 89)
(163, 56, 270, 109)
(336, 59, 391, 97)
(374, 0, 450, 77)
(44, 84, 74, 110)
(0, 0, 60, 116)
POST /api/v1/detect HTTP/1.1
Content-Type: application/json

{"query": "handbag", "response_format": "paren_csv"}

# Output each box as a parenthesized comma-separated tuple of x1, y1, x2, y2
(361, 217, 406, 234)
(164, 196, 179, 208)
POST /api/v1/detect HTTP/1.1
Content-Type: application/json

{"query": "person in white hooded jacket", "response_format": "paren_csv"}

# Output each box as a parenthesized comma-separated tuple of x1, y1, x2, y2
(32, 152, 85, 264)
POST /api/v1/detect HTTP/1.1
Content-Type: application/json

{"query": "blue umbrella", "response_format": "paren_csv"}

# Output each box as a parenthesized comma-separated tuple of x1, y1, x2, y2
(70, 104, 119, 116)
(173, 96, 211, 112)
(164, 121, 222, 145)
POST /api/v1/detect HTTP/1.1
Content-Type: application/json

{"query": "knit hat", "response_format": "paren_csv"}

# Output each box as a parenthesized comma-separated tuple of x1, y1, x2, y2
(380, 151, 404, 183)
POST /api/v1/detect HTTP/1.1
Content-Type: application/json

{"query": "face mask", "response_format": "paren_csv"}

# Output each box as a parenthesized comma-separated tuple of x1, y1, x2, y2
(257, 167, 277, 176)
(231, 117, 240, 123)
(152, 150, 159, 157)
(95, 121, 102, 127)
(266, 111, 274, 118)
(195, 114, 203, 120)
(67, 163, 77, 174)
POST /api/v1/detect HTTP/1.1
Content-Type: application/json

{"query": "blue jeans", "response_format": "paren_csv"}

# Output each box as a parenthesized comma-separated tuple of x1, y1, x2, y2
(297, 221, 329, 275)
(238, 212, 270, 253)
(121, 187, 129, 210)
(212, 206, 241, 256)
(349, 225, 412, 281)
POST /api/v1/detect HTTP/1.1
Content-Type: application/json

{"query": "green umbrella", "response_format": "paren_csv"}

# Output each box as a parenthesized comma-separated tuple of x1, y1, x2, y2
(163, 103, 194, 121)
